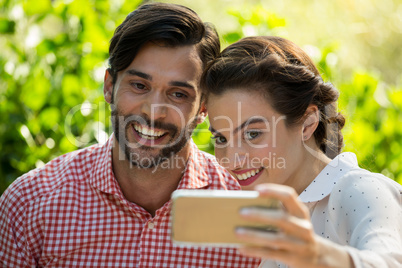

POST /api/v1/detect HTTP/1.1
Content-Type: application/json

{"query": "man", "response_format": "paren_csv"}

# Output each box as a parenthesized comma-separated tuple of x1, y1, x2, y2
(0, 2, 259, 267)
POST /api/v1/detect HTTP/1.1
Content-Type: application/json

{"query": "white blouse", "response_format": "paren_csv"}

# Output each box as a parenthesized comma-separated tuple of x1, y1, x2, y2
(260, 152, 402, 268)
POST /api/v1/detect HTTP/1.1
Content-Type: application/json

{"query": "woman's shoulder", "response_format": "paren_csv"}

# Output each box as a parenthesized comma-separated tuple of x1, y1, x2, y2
(336, 167, 402, 194)
(326, 162, 402, 251)
(329, 166, 402, 212)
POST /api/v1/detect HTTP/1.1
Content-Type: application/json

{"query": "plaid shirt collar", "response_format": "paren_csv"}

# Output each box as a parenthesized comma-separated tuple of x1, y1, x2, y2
(88, 135, 121, 196)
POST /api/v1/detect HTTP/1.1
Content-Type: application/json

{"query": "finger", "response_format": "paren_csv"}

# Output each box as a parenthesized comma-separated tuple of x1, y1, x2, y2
(235, 227, 308, 254)
(255, 183, 310, 219)
(239, 207, 314, 241)
(238, 244, 320, 268)
(238, 245, 293, 261)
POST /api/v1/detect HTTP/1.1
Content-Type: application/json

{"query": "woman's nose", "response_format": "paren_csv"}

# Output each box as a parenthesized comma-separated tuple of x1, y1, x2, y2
(224, 145, 248, 171)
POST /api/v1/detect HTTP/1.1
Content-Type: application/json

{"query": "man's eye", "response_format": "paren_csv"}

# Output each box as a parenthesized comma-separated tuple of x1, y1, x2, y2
(212, 135, 227, 145)
(132, 83, 146, 90)
(172, 92, 187, 99)
(245, 131, 260, 140)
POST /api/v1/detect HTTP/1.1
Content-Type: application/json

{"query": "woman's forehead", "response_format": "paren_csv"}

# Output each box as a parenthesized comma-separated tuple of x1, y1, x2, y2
(207, 90, 283, 131)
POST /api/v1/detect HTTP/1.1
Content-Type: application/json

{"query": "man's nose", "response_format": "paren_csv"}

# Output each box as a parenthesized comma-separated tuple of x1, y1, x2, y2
(141, 91, 168, 121)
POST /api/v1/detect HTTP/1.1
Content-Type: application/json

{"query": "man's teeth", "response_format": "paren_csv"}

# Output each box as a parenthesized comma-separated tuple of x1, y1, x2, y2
(236, 169, 260, 180)
(134, 124, 165, 139)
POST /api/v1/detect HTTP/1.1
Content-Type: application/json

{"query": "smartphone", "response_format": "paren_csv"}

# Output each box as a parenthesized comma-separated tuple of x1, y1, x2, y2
(170, 189, 280, 246)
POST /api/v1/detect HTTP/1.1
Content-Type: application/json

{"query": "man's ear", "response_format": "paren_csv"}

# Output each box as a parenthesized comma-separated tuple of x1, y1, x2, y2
(302, 105, 320, 141)
(104, 68, 113, 104)
(195, 102, 208, 124)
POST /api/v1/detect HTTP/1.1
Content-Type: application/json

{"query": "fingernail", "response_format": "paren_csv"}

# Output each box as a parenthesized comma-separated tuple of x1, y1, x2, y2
(239, 208, 251, 215)
(235, 227, 246, 234)
(255, 184, 270, 192)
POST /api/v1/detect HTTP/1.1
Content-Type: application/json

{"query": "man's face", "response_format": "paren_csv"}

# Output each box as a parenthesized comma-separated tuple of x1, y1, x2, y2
(104, 42, 205, 168)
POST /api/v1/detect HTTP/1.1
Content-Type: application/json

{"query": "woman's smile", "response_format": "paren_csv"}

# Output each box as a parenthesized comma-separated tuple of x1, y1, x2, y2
(231, 167, 264, 186)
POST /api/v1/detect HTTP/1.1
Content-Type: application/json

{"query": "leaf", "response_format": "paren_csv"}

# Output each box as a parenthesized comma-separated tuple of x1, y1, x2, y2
(23, 0, 52, 15)
(39, 107, 61, 130)
(0, 18, 15, 33)
(61, 74, 84, 106)
(21, 74, 50, 111)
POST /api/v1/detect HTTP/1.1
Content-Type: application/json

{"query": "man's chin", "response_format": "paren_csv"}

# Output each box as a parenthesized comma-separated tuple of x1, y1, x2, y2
(126, 140, 190, 169)
(115, 127, 193, 169)
(130, 156, 169, 169)
(124, 148, 163, 167)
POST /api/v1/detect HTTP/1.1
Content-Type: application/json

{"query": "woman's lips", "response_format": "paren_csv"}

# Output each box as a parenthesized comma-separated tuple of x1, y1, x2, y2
(232, 167, 264, 186)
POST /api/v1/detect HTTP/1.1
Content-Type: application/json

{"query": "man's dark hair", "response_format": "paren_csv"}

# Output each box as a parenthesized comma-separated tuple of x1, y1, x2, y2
(108, 2, 220, 84)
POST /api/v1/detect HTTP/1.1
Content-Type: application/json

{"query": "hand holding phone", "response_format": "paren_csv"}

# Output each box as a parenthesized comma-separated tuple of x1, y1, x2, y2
(170, 189, 280, 246)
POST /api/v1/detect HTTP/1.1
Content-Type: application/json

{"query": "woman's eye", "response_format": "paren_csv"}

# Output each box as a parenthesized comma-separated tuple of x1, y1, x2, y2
(212, 135, 227, 145)
(245, 131, 260, 140)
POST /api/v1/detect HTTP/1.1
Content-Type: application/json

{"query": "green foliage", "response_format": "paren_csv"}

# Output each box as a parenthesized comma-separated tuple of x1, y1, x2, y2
(192, 4, 402, 185)
(0, 1, 401, 195)
(0, 0, 143, 194)
(222, 5, 286, 46)
(339, 72, 402, 182)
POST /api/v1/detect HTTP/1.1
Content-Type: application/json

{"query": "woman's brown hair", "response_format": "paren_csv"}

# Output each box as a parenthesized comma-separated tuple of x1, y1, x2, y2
(201, 36, 345, 159)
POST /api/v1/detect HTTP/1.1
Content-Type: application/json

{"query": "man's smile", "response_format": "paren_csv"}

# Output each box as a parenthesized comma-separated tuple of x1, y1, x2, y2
(133, 123, 168, 140)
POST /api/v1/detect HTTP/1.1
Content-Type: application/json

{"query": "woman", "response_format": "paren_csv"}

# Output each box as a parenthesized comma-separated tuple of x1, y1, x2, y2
(201, 36, 402, 267)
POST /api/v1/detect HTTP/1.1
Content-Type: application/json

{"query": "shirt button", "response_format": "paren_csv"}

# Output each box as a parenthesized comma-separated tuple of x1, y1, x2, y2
(148, 221, 155, 229)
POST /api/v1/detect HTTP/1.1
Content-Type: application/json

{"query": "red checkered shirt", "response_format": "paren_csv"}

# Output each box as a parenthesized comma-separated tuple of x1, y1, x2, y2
(0, 135, 260, 267)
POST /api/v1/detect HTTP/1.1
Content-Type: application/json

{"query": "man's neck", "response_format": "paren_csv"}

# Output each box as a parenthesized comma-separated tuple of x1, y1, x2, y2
(111, 139, 191, 217)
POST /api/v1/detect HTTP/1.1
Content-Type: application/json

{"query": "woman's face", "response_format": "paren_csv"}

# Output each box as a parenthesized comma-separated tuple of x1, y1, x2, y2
(207, 90, 305, 190)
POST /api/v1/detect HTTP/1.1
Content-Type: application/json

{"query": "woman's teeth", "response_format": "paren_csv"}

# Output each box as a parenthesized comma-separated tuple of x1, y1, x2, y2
(235, 168, 260, 180)
(134, 124, 165, 139)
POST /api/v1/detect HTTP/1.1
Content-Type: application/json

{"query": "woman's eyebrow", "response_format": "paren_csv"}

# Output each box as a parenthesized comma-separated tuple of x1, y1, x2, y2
(209, 117, 267, 136)
(209, 126, 220, 135)
(233, 117, 267, 135)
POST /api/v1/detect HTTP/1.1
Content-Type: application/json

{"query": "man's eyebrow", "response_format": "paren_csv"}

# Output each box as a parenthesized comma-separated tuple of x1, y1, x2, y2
(125, 69, 195, 91)
(125, 69, 152, 80)
(169, 81, 196, 91)
(234, 117, 267, 135)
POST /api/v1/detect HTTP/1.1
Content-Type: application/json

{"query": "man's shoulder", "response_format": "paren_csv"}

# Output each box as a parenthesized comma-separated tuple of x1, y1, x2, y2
(2, 143, 105, 204)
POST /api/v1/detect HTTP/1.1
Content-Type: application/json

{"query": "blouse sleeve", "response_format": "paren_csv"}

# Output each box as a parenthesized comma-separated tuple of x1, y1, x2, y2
(329, 169, 402, 267)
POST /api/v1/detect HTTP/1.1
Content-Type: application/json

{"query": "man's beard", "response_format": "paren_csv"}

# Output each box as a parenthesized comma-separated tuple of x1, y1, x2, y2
(111, 108, 197, 169)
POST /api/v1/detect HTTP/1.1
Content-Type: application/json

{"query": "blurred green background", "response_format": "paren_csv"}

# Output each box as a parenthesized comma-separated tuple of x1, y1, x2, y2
(1, 0, 401, 195)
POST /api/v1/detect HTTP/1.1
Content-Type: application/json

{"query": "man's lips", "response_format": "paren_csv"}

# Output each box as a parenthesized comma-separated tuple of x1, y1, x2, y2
(131, 123, 169, 146)
(133, 123, 167, 139)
